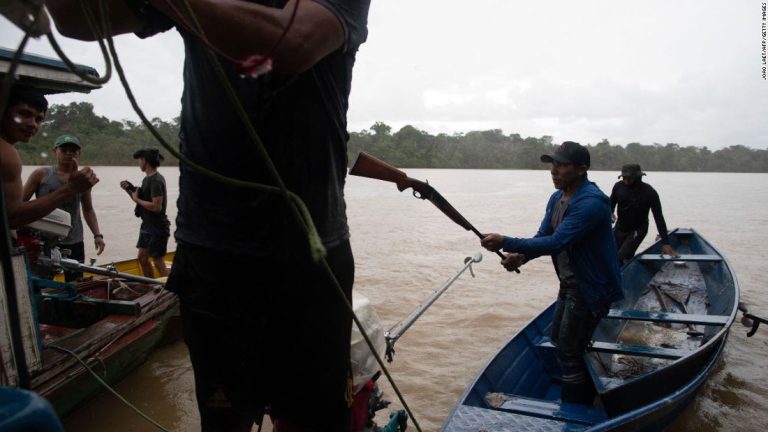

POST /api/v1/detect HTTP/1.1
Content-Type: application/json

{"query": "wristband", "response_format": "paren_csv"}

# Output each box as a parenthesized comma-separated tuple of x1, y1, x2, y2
(94, 234, 104, 239)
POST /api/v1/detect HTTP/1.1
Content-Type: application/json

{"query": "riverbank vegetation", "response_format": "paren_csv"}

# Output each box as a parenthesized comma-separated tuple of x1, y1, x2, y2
(18, 102, 768, 172)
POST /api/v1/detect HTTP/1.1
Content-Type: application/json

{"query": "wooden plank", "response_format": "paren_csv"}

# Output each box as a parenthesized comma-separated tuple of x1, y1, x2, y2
(12, 255, 43, 373)
(588, 341, 691, 360)
(30, 291, 177, 388)
(605, 309, 730, 326)
(78, 296, 142, 316)
(637, 254, 722, 262)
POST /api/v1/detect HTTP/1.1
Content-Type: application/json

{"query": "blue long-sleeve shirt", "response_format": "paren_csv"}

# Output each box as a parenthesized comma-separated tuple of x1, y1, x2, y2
(502, 180, 624, 314)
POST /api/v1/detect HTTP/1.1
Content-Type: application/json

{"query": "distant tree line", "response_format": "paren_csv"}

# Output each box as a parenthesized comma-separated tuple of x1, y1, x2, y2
(349, 122, 768, 172)
(19, 102, 180, 166)
(18, 102, 768, 173)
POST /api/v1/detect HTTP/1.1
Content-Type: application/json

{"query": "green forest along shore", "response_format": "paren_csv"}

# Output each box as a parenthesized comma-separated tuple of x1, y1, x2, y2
(17, 102, 768, 172)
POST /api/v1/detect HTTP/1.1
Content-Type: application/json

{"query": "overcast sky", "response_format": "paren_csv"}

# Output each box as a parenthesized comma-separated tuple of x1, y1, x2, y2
(2, 0, 767, 150)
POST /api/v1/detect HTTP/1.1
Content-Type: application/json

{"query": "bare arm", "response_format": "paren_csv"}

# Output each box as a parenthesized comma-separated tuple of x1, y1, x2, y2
(21, 168, 46, 201)
(47, 0, 344, 73)
(46, 0, 142, 39)
(1, 145, 99, 229)
(131, 191, 163, 213)
(157, 0, 343, 72)
(2, 143, 77, 228)
(81, 190, 105, 254)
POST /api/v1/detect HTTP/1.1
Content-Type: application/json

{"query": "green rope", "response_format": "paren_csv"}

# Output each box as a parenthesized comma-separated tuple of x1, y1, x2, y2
(58, 1, 421, 430)
(46, 0, 112, 85)
(177, 0, 327, 262)
(48, 344, 171, 432)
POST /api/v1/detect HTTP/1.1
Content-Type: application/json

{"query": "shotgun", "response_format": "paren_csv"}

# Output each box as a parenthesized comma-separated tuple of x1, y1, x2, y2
(349, 152, 518, 272)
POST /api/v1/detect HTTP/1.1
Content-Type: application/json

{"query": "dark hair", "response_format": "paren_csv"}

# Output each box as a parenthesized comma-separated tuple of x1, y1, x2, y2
(6, 85, 49, 113)
(132, 148, 164, 168)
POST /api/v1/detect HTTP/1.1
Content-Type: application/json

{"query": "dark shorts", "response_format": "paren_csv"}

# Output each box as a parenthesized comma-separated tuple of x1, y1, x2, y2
(136, 231, 169, 258)
(59, 241, 84, 282)
(166, 240, 355, 431)
(614, 227, 647, 263)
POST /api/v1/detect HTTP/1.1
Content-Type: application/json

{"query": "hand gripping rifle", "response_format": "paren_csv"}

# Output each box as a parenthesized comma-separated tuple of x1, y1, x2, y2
(349, 152, 519, 273)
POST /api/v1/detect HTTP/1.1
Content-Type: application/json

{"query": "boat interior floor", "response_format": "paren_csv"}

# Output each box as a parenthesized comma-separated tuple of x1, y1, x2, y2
(594, 258, 718, 383)
(484, 392, 608, 426)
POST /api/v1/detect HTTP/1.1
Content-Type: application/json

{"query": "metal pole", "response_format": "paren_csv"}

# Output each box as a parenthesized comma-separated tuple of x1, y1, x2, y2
(384, 252, 482, 361)
(59, 258, 165, 285)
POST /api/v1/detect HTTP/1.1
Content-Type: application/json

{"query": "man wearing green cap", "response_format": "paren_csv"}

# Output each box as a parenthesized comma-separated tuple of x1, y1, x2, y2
(23, 134, 105, 281)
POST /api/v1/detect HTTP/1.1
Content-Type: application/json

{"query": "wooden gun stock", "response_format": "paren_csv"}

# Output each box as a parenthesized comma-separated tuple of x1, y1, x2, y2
(349, 152, 412, 191)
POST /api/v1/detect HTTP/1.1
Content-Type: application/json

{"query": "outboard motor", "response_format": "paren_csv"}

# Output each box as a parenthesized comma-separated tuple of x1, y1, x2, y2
(350, 292, 389, 431)
(15, 209, 71, 279)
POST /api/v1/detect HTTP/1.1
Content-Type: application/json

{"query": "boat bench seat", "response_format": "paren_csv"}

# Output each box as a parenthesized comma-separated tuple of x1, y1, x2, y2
(605, 309, 730, 326)
(486, 393, 608, 425)
(587, 341, 692, 360)
(538, 340, 691, 360)
(637, 254, 722, 262)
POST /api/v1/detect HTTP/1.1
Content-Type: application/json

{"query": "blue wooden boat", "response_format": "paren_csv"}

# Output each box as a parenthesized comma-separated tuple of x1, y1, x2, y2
(442, 228, 738, 431)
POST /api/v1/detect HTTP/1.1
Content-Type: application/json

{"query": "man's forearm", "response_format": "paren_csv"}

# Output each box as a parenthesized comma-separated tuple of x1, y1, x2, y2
(83, 209, 101, 235)
(150, 0, 343, 73)
(48, 0, 343, 72)
(46, 0, 141, 40)
(134, 198, 161, 213)
(8, 188, 73, 229)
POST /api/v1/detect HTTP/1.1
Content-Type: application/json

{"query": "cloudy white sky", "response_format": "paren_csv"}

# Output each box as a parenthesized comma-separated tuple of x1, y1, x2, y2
(2, 0, 767, 150)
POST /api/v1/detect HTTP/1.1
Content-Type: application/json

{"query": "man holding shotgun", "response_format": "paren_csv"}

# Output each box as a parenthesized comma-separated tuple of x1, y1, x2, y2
(480, 141, 623, 405)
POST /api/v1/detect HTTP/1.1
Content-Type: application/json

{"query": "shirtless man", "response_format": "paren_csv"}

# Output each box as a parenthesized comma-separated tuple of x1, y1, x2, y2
(1, 85, 99, 230)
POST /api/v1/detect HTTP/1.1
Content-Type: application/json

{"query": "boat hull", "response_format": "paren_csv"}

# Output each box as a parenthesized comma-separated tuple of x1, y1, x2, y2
(442, 228, 737, 431)
(37, 302, 179, 416)
(28, 253, 178, 417)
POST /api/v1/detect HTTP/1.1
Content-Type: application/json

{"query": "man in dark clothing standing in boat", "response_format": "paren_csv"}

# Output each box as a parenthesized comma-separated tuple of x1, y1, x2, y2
(610, 163, 678, 264)
(22, 134, 106, 281)
(49, 1, 371, 431)
(120, 148, 169, 278)
(480, 141, 623, 405)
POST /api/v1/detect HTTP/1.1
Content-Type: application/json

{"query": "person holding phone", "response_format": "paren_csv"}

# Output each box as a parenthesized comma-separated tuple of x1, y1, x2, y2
(120, 148, 169, 277)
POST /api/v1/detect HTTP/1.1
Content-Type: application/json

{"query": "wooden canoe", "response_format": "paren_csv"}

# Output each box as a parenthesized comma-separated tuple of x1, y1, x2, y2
(1, 252, 179, 417)
(442, 228, 737, 431)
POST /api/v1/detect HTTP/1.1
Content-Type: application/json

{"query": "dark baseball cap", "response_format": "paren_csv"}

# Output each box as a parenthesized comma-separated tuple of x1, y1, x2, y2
(132, 148, 164, 160)
(619, 163, 646, 179)
(133, 148, 164, 165)
(53, 134, 81, 149)
(541, 141, 590, 167)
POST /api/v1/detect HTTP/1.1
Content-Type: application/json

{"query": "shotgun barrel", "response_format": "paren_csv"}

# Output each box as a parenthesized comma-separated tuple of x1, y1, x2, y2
(350, 152, 518, 271)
